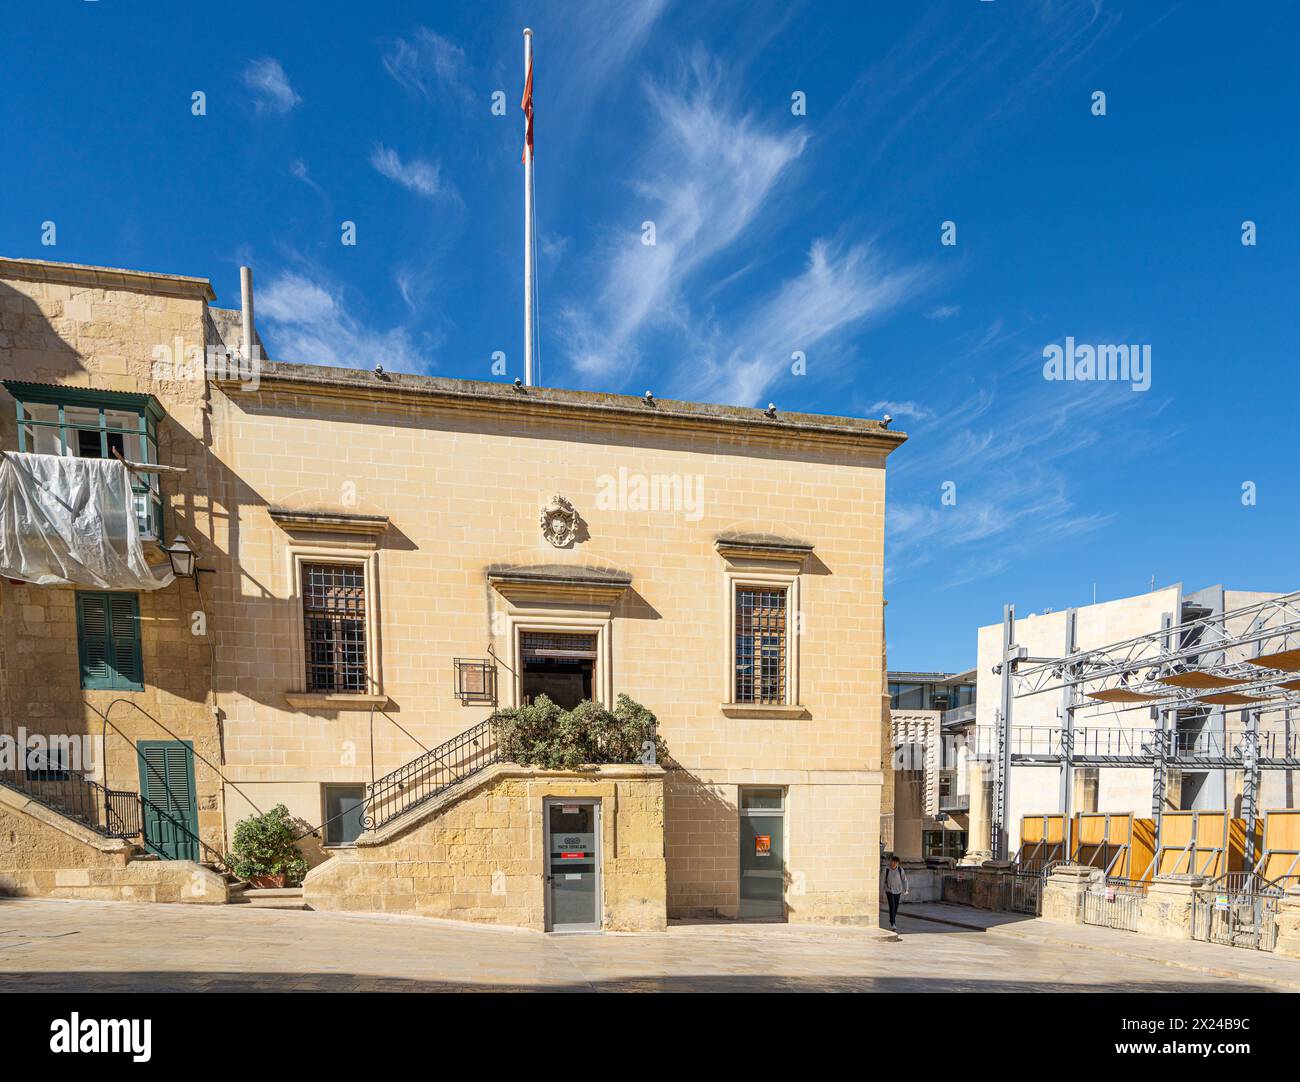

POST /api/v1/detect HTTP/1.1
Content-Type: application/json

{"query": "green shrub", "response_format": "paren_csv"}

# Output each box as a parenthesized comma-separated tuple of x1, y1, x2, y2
(225, 804, 309, 884)
(493, 694, 668, 769)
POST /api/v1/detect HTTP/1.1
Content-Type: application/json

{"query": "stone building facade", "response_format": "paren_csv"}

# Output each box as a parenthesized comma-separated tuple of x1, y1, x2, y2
(0, 255, 903, 929)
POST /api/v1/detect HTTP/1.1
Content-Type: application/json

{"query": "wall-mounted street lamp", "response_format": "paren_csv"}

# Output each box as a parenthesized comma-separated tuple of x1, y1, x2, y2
(161, 535, 214, 590)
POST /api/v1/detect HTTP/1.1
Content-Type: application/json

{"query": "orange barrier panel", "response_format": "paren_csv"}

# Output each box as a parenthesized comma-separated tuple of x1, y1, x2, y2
(1016, 814, 1066, 869)
(1072, 813, 1157, 880)
(1258, 809, 1300, 885)
(1155, 811, 1257, 878)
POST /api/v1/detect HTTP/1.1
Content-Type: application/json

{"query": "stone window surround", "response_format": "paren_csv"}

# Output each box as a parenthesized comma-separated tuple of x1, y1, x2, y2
(487, 566, 629, 711)
(499, 612, 614, 710)
(282, 544, 386, 710)
(722, 569, 802, 716)
(714, 535, 811, 718)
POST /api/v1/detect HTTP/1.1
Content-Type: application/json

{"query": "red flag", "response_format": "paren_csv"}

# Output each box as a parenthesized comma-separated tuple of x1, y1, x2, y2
(521, 58, 533, 164)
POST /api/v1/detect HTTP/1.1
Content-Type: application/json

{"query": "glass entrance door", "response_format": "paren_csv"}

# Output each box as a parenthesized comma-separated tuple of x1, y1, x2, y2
(545, 799, 601, 931)
(738, 787, 786, 920)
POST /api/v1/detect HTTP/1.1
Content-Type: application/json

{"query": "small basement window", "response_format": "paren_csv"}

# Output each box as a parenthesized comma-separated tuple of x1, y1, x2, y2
(323, 784, 367, 846)
(5, 382, 164, 538)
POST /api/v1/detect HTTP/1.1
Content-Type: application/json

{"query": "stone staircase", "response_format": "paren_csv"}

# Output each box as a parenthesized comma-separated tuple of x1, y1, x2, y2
(227, 886, 307, 910)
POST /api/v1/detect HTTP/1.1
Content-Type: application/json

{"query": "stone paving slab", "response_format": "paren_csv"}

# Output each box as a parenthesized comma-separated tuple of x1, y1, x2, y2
(890, 902, 1300, 992)
(0, 897, 1286, 992)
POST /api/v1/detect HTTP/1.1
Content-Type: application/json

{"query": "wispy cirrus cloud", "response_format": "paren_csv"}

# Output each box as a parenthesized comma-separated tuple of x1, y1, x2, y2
(558, 52, 808, 382)
(288, 160, 327, 202)
(258, 269, 433, 373)
(242, 57, 300, 115)
(369, 144, 447, 200)
(866, 399, 935, 422)
(381, 28, 471, 102)
(882, 327, 1172, 590)
(555, 48, 930, 405)
(682, 240, 925, 405)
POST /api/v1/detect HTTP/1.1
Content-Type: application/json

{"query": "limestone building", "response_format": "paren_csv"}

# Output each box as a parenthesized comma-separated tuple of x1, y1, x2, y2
(0, 255, 903, 930)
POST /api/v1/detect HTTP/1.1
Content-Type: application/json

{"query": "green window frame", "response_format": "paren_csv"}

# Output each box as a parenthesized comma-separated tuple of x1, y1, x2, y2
(4, 382, 164, 539)
(76, 591, 144, 690)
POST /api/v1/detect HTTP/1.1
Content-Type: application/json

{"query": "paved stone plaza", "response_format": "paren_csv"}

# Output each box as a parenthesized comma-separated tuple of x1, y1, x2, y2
(1, 898, 1298, 992)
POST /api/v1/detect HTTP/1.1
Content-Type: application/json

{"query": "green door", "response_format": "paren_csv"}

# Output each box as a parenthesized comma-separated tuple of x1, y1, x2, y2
(137, 741, 199, 861)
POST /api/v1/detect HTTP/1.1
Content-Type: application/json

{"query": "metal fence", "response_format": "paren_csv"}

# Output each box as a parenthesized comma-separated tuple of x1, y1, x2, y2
(1191, 876, 1282, 952)
(1081, 881, 1144, 932)
(0, 770, 141, 839)
(1007, 870, 1043, 915)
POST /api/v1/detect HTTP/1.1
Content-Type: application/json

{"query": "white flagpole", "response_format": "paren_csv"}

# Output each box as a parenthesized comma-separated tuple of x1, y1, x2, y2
(523, 27, 534, 387)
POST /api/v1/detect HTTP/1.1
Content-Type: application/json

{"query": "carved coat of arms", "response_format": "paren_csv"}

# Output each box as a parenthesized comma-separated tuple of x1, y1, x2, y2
(539, 494, 579, 548)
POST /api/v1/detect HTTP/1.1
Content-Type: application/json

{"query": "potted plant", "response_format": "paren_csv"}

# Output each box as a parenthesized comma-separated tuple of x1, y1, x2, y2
(225, 804, 309, 888)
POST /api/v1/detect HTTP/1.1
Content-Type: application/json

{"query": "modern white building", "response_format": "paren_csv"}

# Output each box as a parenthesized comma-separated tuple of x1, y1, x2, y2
(974, 584, 1298, 860)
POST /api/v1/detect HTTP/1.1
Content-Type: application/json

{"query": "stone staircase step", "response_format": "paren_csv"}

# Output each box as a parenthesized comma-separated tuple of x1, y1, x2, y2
(228, 887, 307, 910)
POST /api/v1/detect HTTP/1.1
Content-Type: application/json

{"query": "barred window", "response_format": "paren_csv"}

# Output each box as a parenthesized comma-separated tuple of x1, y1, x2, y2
(734, 586, 787, 704)
(302, 563, 367, 692)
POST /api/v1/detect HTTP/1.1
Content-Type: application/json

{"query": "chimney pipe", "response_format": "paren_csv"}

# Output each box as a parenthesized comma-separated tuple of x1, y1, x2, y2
(239, 266, 255, 362)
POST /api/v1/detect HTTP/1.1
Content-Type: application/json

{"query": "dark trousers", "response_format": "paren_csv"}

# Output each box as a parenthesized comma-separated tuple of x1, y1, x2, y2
(886, 891, 902, 926)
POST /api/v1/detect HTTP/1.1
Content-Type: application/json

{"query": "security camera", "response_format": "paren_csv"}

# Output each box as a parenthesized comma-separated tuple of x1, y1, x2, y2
(765, 403, 777, 418)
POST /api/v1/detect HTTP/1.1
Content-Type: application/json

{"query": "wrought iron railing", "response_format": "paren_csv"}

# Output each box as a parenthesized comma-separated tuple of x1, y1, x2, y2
(0, 769, 141, 840)
(362, 716, 500, 832)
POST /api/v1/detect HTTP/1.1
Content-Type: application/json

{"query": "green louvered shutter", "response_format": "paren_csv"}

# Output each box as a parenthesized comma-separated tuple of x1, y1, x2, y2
(76, 593, 113, 688)
(76, 592, 143, 690)
(107, 594, 143, 688)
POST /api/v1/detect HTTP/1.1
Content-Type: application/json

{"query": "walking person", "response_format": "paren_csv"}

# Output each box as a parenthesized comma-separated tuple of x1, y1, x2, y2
(883, 855, 909, 931)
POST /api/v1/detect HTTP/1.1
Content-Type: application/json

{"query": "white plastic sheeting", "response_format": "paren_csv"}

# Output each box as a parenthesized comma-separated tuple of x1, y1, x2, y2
(0, 452, 174, 590)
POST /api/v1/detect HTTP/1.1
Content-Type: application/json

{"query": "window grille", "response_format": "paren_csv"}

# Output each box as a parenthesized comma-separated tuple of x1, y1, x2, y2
(735, 587, 787, 703)
(302, 563, 367, 692)
(519, 631, 598, 658)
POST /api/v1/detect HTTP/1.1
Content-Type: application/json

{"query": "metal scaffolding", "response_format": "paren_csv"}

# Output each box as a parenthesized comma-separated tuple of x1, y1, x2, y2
(986, 590, 1300, 862)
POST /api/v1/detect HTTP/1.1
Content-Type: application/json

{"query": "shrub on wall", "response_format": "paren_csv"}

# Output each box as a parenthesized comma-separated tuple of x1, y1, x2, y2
(225, 804, 309, 885)
(492, 694, 668, 769)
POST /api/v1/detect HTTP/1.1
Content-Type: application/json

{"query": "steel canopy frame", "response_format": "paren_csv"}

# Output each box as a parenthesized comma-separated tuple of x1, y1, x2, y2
(985, 591, 1300, 860)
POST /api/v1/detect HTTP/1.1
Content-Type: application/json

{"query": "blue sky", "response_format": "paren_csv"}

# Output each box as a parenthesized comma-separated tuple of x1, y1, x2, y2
(3, 1, 1297, 671)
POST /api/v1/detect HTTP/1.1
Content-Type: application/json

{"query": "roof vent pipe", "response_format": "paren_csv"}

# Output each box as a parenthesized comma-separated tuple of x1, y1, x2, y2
(240, 266, 255, 362)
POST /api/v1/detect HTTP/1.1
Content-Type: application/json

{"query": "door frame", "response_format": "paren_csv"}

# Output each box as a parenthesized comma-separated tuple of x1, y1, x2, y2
(543, 797, 603, 932)
(136, 739, 198, 861)
(738, 785, 788, 921)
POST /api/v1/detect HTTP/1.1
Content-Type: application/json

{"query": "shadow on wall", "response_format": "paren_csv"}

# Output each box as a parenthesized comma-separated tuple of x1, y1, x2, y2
(0, 280, 89, 384)
(664, 768, 744, 920)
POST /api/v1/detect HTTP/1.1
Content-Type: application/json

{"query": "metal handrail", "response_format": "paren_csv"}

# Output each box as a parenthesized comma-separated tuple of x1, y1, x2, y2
(362, 717, 500, 832)
(0, 769, 141, 840)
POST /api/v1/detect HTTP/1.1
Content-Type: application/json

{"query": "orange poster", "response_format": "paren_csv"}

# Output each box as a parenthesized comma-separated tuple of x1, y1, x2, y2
(755, 835, 771, 856)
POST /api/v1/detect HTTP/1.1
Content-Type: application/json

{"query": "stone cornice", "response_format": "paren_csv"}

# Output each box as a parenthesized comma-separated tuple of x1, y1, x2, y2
(0, 256, 216, 301)
(215, 364, 907, 455)
(267, 508, 390, 535)
(714, 532, 814, 564)
(488, 564, 632, 606)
